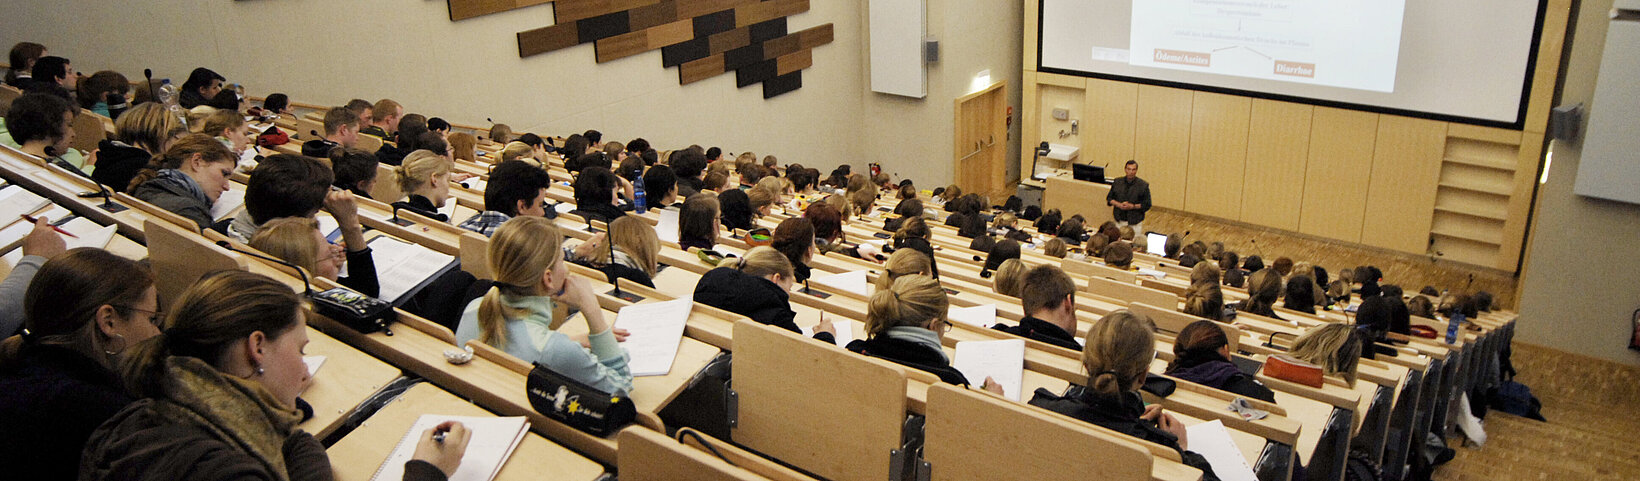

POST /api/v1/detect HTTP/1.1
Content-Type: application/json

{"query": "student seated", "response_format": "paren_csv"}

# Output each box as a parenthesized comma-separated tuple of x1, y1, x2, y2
(694, 246, 835, 344)
(177, 67, 225, 109)
(128, 133, 236, 230)
(488, 124, 512, 144)
(978, 239, 1020, 280)
(390, 150, 455, 222)
(771, 218, 816, 282)
(564, 215, 660, 288)
(377, 114, 428, 166)
(1286, 323, 1363, 384)
(449, 132, 478, 163)
(4, 42, 44, 88)
(1283, 274, 1318, 315)
(301, 106, 359, 157)
(993, 265, 1083, 350)
(81, 270, 470, 481)
(1379, 285, 1411, 335)
(716, 188, 754, 233)
(330, 147, 381, 199)
(459, 160, 553, 236)
(20, 56, 75, 101)
(457, 218, 634, 394)
(0, 249, 159, 481)
(1103, 241, 1134, 270)
(1237, 269, 1283, 320)
(94, 103, 185, 193)
(0, 218, 66, 335)
(847, 274, 984, 388)
(360, 99, 403, 139)
(570, 167, 628, 223)
(1165, 320, 1276, 402)
(1183, 281, 1226, 322)
(250, 194, 379, 297)
(1027, 310, 1221, 480)
(875, 249, 932, 293)
(1084, 233, 1110, 259)
(200, 109, 251, 159)
(890, 216, 939, 278)
(678, 193, 720, 251)
(883, 198, 923, 232)
(641, 164, 679, 208)
(5, 92, 80, 163)
(77, 70, 131, 119)
(991, 258, 1026, 299)
(230, 154, 334, 241)
(1042, 238, 1068, 259)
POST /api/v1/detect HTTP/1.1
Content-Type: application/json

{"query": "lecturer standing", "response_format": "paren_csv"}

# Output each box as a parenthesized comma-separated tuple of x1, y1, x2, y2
(1106, 160, 1151, 236)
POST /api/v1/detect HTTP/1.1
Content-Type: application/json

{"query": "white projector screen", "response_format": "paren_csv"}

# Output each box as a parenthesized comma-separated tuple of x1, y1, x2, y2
(1039, 0, 1547, 128)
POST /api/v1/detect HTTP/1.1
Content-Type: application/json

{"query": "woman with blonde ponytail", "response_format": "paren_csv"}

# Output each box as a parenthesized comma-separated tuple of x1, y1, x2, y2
(0, 249, 158, 480)
(873, 249, 930, 291)
(455, 217, 633, 394)
(693, 246, 837, 344)
(845, 275, 997, 391)
(390, 149, 455, 222)
(1027, 310, 1222, 480)
(83, 270, 471, 481)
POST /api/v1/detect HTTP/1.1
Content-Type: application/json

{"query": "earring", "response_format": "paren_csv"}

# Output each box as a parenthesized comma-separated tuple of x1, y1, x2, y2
(103, 333, 127, 356)
(255, 365, 265, 376)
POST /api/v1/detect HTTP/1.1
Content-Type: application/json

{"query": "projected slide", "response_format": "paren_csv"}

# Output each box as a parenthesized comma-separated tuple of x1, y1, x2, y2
(1128, 0, 1406, 92)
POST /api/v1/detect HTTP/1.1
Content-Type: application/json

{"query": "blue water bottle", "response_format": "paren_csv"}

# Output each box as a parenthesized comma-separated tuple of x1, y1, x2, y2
(633, 171, 647, 214)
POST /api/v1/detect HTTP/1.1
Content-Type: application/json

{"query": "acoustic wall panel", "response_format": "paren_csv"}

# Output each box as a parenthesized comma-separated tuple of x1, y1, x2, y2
(868, 0, 926, 98)
(1575, 17, 1640, 205)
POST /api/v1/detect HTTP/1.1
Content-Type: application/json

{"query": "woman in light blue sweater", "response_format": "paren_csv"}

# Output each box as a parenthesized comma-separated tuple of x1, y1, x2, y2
(456, 217, 633, 394)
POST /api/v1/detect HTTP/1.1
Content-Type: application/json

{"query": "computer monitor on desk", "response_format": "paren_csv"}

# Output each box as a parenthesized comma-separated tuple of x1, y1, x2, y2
(1072, 164, 1106, 184)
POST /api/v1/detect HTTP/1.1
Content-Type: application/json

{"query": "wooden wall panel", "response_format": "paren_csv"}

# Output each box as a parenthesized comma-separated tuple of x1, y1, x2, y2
(1035, 83, 1085, 156)
(1361, 116, 1447, 253)
(1184, 92, 1251, 220)
(1133, 85, 1193, 208)
(1081, 78, 1137, 167)
(1299, 107, 1378, 242)
(1240, 100, 1312, 231)
(448, 0, 552, 21)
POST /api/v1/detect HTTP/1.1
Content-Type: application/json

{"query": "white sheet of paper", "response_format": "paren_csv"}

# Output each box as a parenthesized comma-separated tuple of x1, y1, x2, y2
(463, 179, 488, 193)
(948, 304, 998, 328)
(801, 315, 859, 347)
(952, 339, 1026, 401)
(370, 414, 530, 481)
(613, 297, 693, 377)
(1136, 268, 1167, 280)
(553, 202, 576, 214)
(367, 236, 456, 302)
(3, 248, 22, 267)
(0, 219, 32, 248)
(655, 208, 680, 243)
(59, 218, 117, 250)
(34, 205, 72, 223)
(810, 270, 869, 296)
(315, 213, 341, 240)
(210, 189, 246, 222)
(0, 186, 50, 225)
(303, 355, 327, 377)
(1185, 420, 1259, 481)
(436, 199, 458, 223)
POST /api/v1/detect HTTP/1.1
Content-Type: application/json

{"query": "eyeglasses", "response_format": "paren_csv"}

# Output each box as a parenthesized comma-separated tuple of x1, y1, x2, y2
(939, 319, 954, 334)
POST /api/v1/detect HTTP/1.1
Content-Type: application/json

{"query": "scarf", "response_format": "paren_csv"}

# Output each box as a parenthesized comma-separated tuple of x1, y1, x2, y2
(153, 356, 304, 481)
(155, 168, 209, 207)
(884, 326, 947, 363)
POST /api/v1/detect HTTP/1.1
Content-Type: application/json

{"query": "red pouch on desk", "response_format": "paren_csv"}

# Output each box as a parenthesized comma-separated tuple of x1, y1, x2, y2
(1264, 355, 1324, 388)
(1409, 325, 1439, 339)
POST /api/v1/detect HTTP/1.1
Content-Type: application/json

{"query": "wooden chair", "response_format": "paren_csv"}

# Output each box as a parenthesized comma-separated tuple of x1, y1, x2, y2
(1129, 302, 1241, 353)
(355, 131, 384, 152)
(295, 116, 325, 141)
(372, 163, 403, 202)
(1062, 257, 1138, 283)
(619, 428, 817, 481)
(144, 218, 246, 305)
(0, 84, 19, 111)
(922, 383, 1197, 480)
(71, 109, 107, 153)
(730, 321, 912, 481)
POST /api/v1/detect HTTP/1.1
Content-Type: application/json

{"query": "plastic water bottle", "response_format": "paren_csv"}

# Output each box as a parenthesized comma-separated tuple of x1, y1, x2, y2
(633, 172, 648, 214)
(1446, 312, 1464, 344)
(157, 79, 188, 128)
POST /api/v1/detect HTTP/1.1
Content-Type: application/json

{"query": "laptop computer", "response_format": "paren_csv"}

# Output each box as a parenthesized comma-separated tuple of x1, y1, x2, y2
(1145, 232, 1169, 256)
(1072, 164, 1106, 184)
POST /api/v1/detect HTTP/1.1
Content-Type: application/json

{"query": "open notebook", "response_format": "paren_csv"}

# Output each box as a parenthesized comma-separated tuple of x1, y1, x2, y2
(367, 236, 458, 304)
(370, 414, 530, 481)
(612, 297, 693, 377)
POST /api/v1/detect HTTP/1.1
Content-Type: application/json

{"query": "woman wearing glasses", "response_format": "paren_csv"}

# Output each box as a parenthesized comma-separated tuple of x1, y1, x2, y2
(846, 274, 1003, 394)
(249, 190, 379, 298)
(0, 248, 162, 480)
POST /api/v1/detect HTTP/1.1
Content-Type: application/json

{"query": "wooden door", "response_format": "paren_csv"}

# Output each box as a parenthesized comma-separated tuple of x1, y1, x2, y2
(954, 81, 1008, 199)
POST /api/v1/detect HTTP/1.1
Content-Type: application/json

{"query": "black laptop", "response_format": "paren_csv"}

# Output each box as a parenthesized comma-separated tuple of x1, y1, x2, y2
(1072, 164, 1106, 184)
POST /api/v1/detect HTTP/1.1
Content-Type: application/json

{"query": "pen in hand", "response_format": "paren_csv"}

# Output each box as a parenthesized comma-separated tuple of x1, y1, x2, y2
(20, 215, 78, 238)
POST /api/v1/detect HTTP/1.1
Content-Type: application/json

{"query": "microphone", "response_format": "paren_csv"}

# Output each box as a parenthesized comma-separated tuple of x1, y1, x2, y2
(75, 178, 128, 213)
(605, 230, 622, 298)
(215, 240, 396, 335)
(144, 69, 155, 104)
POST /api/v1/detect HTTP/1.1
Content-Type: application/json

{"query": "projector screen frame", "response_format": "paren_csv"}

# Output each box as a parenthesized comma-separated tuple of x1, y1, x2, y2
(1033, 0, 1552, 130)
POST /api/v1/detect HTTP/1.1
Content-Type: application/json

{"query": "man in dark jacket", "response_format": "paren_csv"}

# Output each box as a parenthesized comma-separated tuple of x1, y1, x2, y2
(993, 265, 1083, 351)
(1106, 159, 1151, 235)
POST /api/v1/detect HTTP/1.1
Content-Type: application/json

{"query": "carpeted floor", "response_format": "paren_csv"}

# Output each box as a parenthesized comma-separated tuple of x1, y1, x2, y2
(1432, 342, 1640, 481)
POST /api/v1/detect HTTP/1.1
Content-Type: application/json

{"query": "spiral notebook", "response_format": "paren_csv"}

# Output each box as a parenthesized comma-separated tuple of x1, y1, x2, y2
(369, 414, 530, 481)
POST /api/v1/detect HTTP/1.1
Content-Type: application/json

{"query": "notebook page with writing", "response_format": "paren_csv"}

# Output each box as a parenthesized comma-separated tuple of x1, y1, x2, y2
(369, 414, 530, 481)
(34, 205, 72, 224)
(0, 186, 51, 225)
(801, 315, 860, 347)
(948, 304, 998, 328)
(368, 236, 457, 303)
(952, 339, 1026, 401)
(58, 218, 117, 250)
(613, 297, 693, 377)
(1184, 420, 1258, 481)
(810, 270, 869, 296)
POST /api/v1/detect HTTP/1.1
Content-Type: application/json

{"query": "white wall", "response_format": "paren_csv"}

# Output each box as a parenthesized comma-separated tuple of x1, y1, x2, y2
(1516, 0, 1640, 366)
(0, 0, 1020, 187)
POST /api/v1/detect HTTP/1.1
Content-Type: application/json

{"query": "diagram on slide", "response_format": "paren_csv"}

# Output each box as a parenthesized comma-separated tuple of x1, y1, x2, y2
(1127, 0, 1406, 92)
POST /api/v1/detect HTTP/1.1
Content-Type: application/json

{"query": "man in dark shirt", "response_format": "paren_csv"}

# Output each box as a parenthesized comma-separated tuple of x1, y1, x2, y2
(1106, 159, 1152, 236)
(993, 265, 1083, 351)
